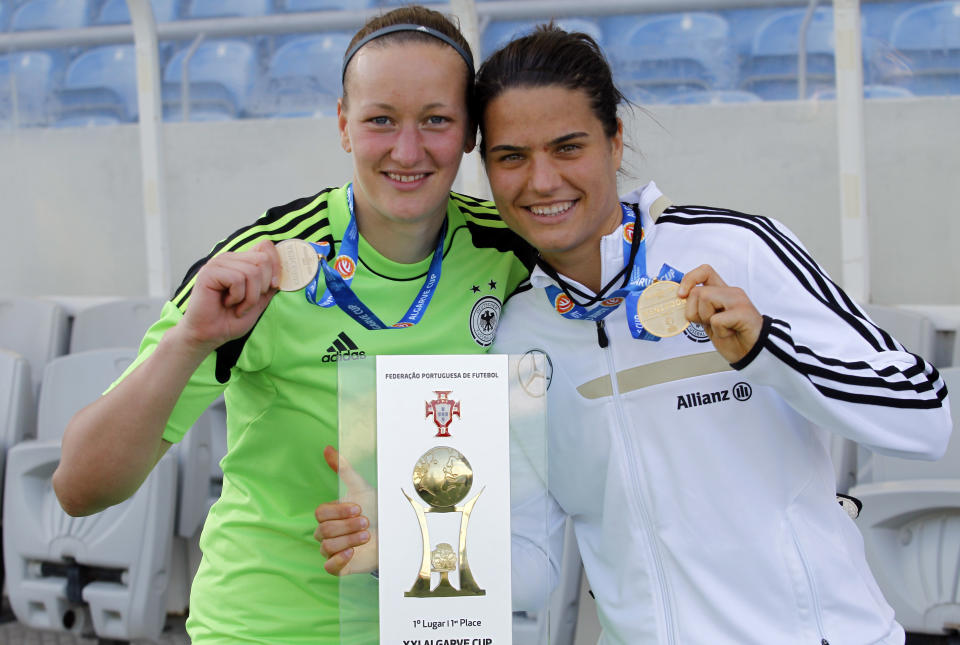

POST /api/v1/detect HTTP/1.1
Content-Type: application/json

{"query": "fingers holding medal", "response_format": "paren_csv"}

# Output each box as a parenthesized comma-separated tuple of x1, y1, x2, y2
(678, 264, 763, 362)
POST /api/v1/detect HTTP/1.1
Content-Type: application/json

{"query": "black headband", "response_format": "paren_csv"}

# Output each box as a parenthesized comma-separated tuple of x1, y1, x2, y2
(341, 23, 475, 83)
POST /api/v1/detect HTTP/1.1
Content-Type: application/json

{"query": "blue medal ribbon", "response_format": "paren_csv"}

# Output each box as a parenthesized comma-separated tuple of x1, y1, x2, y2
(543, 203, 684, 341)
(303, 184, 446, 330)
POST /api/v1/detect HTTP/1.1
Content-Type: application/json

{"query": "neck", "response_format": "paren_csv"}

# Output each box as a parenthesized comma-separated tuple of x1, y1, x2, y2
(351, 189, 446, 265)
(541, 246, 604, 294)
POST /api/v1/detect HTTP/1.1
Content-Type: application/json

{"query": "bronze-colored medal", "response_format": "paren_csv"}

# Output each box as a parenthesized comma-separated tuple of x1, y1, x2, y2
(275, 239, 320, 292)
(637, 280, 689, 337)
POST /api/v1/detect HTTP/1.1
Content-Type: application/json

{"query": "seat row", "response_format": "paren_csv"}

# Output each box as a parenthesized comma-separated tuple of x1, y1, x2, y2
(3, 2, 960, 128)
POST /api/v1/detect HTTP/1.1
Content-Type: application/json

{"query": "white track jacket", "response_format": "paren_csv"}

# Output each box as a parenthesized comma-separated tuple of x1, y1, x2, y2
(494, 182, 952, 645)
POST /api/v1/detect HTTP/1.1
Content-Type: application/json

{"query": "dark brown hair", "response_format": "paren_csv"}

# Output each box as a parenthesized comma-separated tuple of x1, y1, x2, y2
(474, 24, 627, 156)
(342, 5, 475, 113)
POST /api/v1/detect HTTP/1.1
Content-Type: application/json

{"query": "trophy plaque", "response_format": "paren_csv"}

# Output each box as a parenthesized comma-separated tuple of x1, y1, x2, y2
(375, 354, 513, 644)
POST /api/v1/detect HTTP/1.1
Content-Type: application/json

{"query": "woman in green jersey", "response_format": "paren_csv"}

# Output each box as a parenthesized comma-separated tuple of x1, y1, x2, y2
(53, 6, 532, 643)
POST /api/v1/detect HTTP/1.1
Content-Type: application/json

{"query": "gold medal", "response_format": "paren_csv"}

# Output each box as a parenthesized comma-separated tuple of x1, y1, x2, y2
(275, 239, 320, 292)
(636, 280, 689, 337)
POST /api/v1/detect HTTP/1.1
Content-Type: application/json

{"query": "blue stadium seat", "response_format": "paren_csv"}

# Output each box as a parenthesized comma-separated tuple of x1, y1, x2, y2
(187, 0, 272, 18)
(605, 12, 735, 102)
(813, 84, 915, 101)
(283, 0, 379, 9)
(665, 89, 762, 105)
(54, 44, 138, 127)
(10, 0, 92, 31)
(249, 32, 350, 118)
(482, 17, 602, 59)
(879, 1, 960, 96)
(740, 7, 838, 100)
(0, 50, 59, 127)
(163, 40, 259, 121)
(95, 0, 180, 25)
(0, 2, 8, 32)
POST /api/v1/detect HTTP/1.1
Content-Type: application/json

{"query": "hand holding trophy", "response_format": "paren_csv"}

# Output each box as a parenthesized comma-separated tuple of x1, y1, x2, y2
(314, 446, 379, 576)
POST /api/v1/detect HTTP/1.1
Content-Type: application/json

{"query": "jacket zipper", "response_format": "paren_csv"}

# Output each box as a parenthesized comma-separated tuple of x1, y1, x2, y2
(602, 333, 676, 644)
(789, 525, 828, 644)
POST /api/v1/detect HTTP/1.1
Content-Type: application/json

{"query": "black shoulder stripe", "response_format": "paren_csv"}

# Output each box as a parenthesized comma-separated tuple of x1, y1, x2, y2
(658, 209, 888, 353)
(171, 189, 335, 310)
(464, 220, 537, 270)
(504, 279, 533, 304)
(450, 191, 497, 210)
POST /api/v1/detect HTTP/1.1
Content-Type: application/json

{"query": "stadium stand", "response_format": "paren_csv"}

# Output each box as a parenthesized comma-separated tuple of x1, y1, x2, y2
(604, 12, 736, 103)
(54, 44, 139, 127)
(163, 39, 259, 121)
(69, 297, 166, 353)
(3, 348, 214, 641)
(879, 0, 960, 95)
(9, 0, 92, 32)
(665, 89, 762, 104)
(283, 0, 379, 10)
(248, 31, 350, 118)
(0, 298, 69, 395)
(849, 366, 960, 636)
(0, 50, 60, 127)
(861, 304, 938, 360)
(0, 349, 34, 596)
(481, 17, 603, 59)
(186, 0, 273, 19)
(740, 7, 838, 100)
(94, 0, 181, 25)
(813, 84, 915, 99)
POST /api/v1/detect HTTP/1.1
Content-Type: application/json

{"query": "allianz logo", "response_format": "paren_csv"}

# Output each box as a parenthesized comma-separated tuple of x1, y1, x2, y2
(676, 381, 752, 410)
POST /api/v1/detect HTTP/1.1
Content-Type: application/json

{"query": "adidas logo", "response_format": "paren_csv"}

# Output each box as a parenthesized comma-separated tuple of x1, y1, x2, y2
(322, 332, 367, 363)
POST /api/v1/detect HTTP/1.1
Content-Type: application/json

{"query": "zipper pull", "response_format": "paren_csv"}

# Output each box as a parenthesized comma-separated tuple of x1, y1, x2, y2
(596, 320, 609, 348)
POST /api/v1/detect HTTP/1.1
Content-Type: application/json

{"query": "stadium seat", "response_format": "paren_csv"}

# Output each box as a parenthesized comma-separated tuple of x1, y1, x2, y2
(249, 32, 350, 118)
(2, 348, 214, 641)
(860, 304, 937, 360)
(54, 44, 138, 127)
(0, 297, 69, 394)
(284, 0, 378, 10)
(848, 366, 960, 635)
(187, 0, 272, 19)
(665, 89, 762, 104)
(0, 50, 59, 127)
(0, 350, 34, 594)
(605, 12, 736, 102)
(482, 17, 602, 59)
(740, 7, 837, 100)
(163, 40, 259, 121)
(878, 1, 960, 96)
(0, 2, 8, 32)
(94, 0, 179, 25)
(69, 298, 165, 353)
(813, 84, 915, 100)
(9, 0, 91, 31)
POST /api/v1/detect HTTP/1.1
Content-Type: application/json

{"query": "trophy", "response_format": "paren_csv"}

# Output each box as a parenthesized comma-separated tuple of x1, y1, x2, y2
(402, 445, 486, 598)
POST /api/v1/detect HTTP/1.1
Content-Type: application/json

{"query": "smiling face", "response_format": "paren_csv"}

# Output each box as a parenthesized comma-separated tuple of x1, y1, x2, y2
(482, 85, 624, 283)
(338, 41, 474, 254)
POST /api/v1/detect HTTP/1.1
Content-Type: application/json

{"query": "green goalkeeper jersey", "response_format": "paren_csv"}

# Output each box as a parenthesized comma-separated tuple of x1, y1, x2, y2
(118, 185, 533, 643)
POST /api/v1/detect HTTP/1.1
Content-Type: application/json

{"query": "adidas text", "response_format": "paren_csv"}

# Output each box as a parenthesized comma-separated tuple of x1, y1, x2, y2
(322, 350, 366, 363)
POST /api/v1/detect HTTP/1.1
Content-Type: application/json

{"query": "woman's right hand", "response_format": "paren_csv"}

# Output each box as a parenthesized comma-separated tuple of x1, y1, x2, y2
(176, 240, 282, 354)
(315, 446, 379, 576)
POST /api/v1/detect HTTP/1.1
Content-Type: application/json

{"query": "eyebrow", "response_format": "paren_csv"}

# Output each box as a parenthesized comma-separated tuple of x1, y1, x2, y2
(365, 101, 450, 112)
(488, 131, 589, 154)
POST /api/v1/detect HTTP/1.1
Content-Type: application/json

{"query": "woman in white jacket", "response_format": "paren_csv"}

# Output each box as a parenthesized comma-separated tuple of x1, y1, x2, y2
(316, 25, 952, 645)
(474, 25, 951, 645)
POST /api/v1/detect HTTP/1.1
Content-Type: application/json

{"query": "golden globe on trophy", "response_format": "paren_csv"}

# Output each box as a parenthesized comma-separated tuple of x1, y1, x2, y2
(402, 446, 486, 598)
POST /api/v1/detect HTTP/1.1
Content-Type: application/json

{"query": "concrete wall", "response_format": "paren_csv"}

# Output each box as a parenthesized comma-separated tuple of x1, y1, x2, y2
(1, 96, 957, 305)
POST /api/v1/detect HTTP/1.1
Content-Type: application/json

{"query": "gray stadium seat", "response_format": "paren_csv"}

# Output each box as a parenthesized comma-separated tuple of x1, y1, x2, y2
(2, 348, 212, 640)
(0, 349, 35, 593)
(0, 297, 69, 394)
(860, 304, 937, 361)
(69, 297, 165, 353)
(848, 366, 960, 635)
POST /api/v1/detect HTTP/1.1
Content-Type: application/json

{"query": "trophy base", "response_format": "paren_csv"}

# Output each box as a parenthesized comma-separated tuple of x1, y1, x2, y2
(404, 573, 486, 598)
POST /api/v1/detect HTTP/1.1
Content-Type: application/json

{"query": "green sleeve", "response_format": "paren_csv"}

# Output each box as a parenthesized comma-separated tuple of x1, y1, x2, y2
(107, 300, 226, 444)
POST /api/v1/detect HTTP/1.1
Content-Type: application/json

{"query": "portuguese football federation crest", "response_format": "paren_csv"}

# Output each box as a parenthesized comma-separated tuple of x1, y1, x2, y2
(425, 390, 461, 437)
